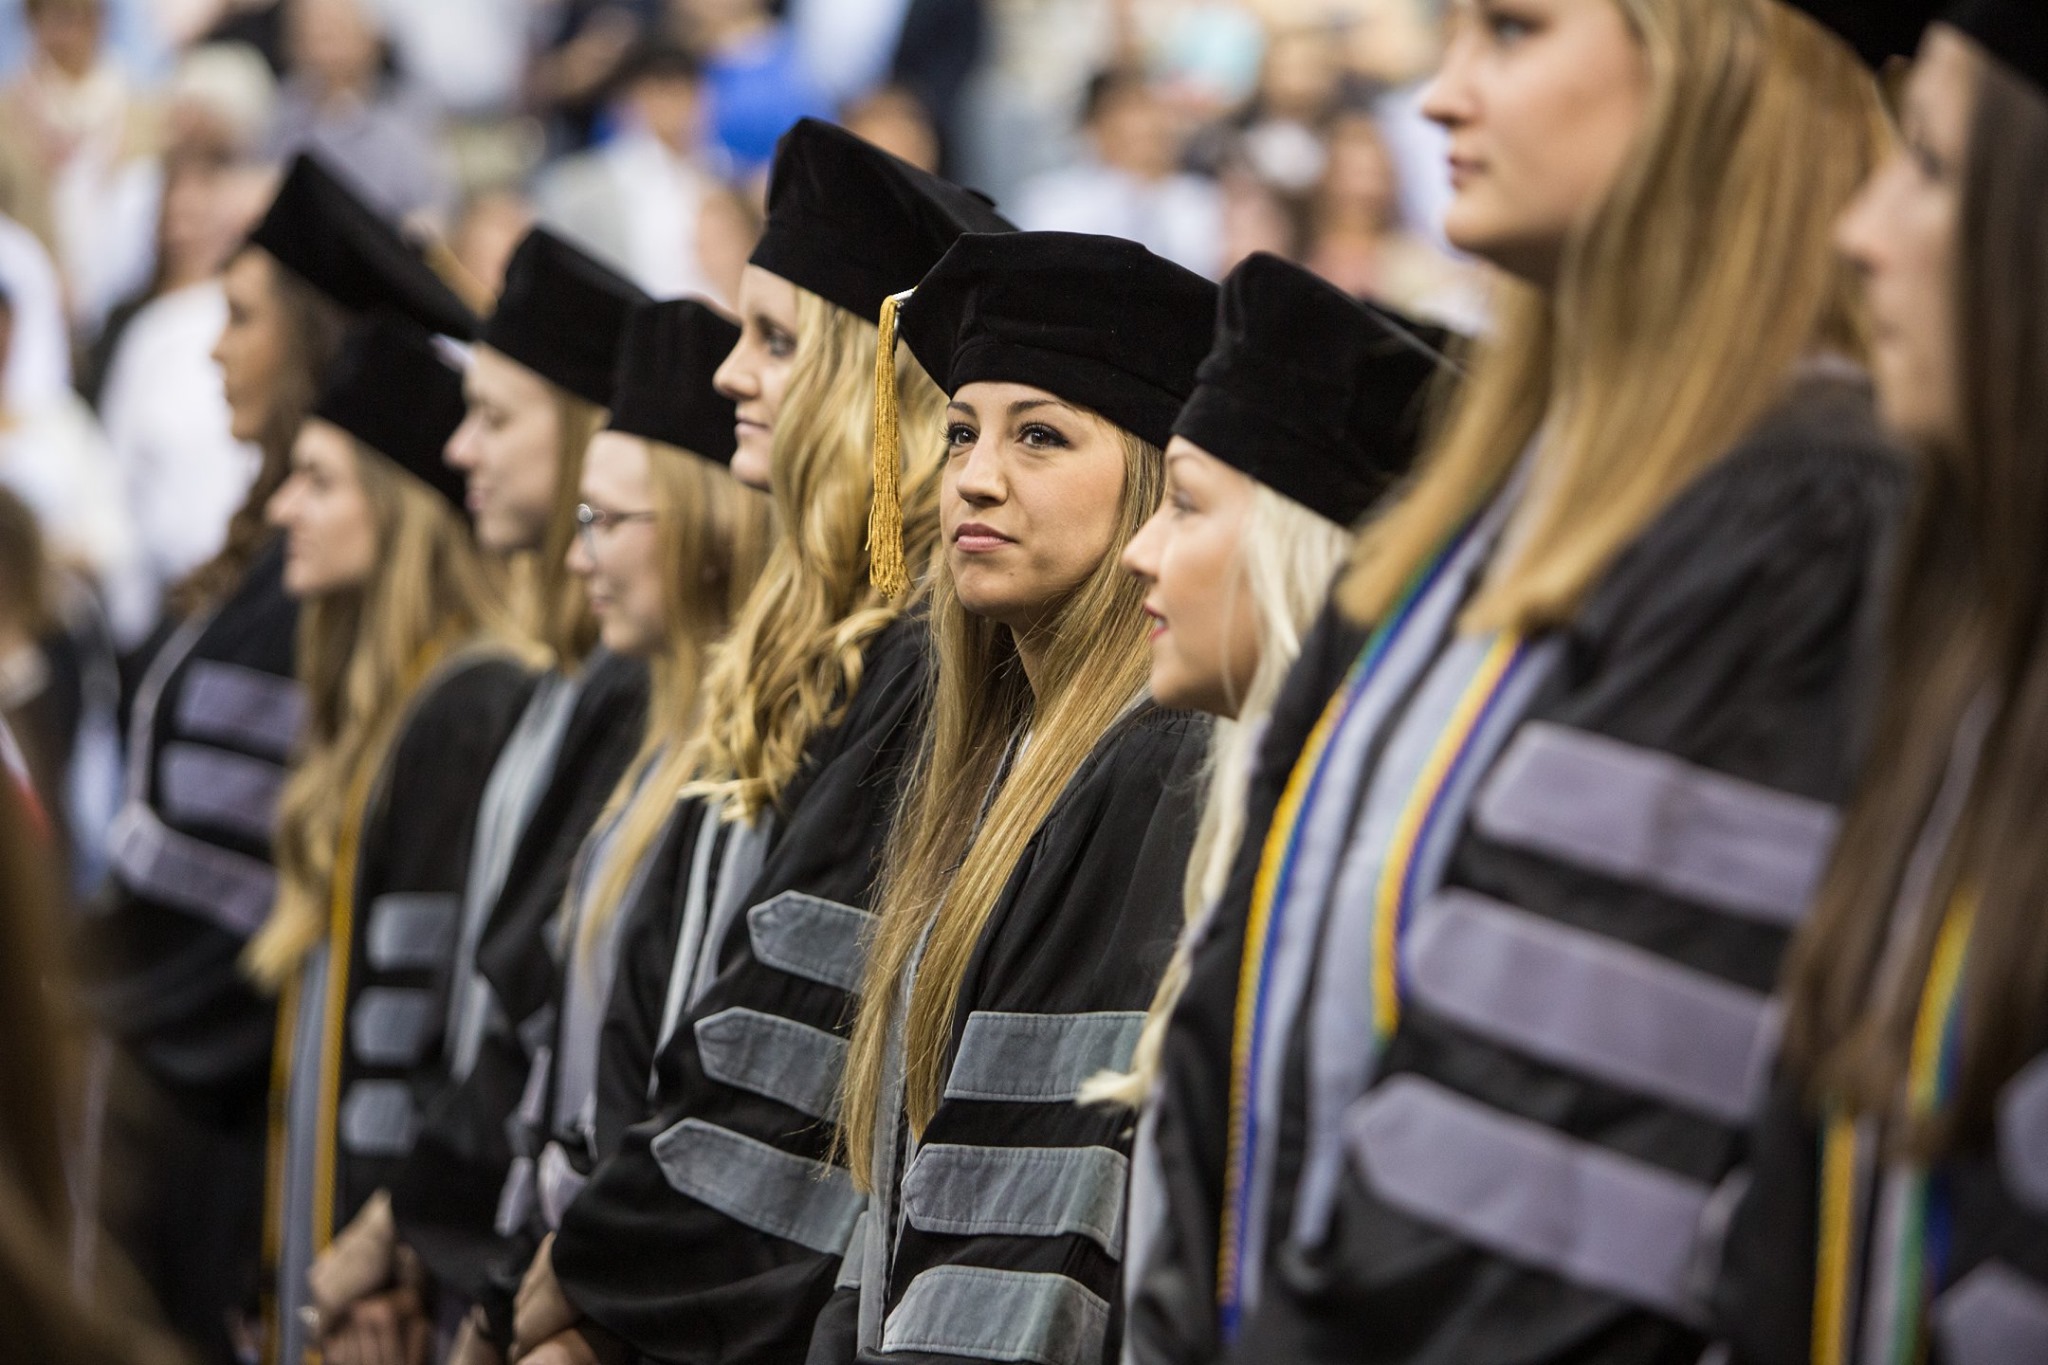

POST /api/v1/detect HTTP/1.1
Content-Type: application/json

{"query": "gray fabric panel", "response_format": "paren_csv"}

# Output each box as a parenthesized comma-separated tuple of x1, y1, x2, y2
(349, 988, 438, 1067)
(339, 1079, 417, 1157)
(835, 1210, 868, 1290)
(692, 1006, 847, 1121)
(902, 1143, 1129, 1258)
(1997, 1055, 2048, 1215)
(944, 1012, 1146, 1103)
(747, 891, 869, 993)
(158, 742, 285, 840)
(1347, 1075, 1713, 1324)
(1405, 889, 1780, 1124)
(1471, 721, 1839, 926)
(174, 659, 306, 755)
(883, 1265, 1111, 1365)
(649, 1117, 864, 1255)
(365, 893, 459, 972)
(1933, 1260, 2048, 1365)
(106, 801, 275, 937)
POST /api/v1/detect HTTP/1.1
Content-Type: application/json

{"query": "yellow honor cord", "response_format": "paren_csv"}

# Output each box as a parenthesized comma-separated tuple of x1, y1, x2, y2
(868, 289, 915, 598)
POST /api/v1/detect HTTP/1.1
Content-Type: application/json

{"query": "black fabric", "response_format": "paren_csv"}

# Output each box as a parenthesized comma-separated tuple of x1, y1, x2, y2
(483, 228, 650, 406)
(327, 653, 537, 1229)
(898, 231, 1217, 448)
(1131, 377, 1908, 1365)
(249, 153, 478, 339)
(607, 298, 740, 464)
(1946, 0, 2048, 92)
(805, 703, 1211, 1365)
(1781, 0, 1934, 66)
(750, 117, 1015, 322)
(313, 317, 470, 508)
(1173, 253, 1453, 526)
(550, 614, 931, 1365)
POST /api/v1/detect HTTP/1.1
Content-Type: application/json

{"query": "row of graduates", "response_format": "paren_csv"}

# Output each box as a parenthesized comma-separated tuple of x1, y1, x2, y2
(81, 1, 2048, 1364)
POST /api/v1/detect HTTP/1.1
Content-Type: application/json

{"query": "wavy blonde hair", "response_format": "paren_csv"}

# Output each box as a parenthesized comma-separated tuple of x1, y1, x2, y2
(681, 287, 947, 821)
(576, 441, 777, 955)
(516, 386, 610, 667)
(1083, 487, 1352, 1108)
(1339, 0, 1887, 632)
(248, 441, 533, 986)
(841, 421, 1167, 1179)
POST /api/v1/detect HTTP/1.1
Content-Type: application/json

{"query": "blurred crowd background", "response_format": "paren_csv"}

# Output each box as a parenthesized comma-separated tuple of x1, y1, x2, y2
(0, 0, 1484, 912)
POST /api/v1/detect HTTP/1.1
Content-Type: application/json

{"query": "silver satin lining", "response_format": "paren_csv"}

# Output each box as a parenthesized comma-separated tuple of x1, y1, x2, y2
(693, 1006, 848, 1120)
(1933, 1260, 2048, 1365)
(1404, 888, 1781, 1124)
(175, 658, 306, 755)
(748, 890, 871, 993)
(364, 893, 459, 972)
(1998, 1055, 2048, 1216)
(105, 801, 275, 936)
(902, 1142, 1130, 1258)
(276, 943, 329, 1365)
(648, 1116, 865, 1255)
(349, 987, 437, 1067)
(943, 1011, 1147, 1104)
(882, 1264, 1112, 1365)
(1346, 1075, 1716, 1324)
(1471, 721, 1841, 927)
(339, 1079, 417, 1156)
(157, 741, 286, 841)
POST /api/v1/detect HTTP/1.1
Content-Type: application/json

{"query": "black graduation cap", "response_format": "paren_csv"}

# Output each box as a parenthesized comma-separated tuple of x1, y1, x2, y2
(865, 231, 1217, 594)
(482, 228, 651, 408)
(1173, 253, 1455, 528)
(750, 117, 1017, 323)
(248, 153, 479, 340)
(312, 315, 470, 509)
(1780, 0, 1934, 67)
(1945, 0, 2048, 93)
(607, 298, 741, 465)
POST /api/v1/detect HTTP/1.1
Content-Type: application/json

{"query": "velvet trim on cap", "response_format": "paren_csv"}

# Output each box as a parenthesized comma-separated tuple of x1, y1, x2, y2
(1945, 0, 2048, 93)
(482, 228, 650, 406)
(312, 316, 470, 509)
(607, 298, 741, 464)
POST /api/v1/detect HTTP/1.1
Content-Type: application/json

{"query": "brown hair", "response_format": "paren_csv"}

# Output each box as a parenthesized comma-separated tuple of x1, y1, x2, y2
(1784, 50, 2048, 1153)
(1337, 0, 1887, 633)
(0, 486, 53, 641)
(171, 252, 345, 618)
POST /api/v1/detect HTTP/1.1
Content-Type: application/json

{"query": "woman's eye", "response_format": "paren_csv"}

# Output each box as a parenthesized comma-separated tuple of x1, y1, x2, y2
(1483, 8, 1535, 43)
(1019, 423, 1068, 449)
(945, 423, 977, 448)
(765, 329, 796, 359)
(1170, 492, 1197, 517)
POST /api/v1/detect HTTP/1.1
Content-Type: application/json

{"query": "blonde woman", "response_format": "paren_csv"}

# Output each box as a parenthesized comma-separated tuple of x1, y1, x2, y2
(514, 120, 1014, 1365)
(255, 318, 540, 1365)
(378, 299, 773, 1358)
(1100, 253, 1456, 1351)
(798, 229, 1215, 1365)
(1131, 2, 1912, 1362)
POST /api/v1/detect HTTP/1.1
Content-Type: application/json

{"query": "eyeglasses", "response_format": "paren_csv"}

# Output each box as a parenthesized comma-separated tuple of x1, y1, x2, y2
(575, 502, 656, 557)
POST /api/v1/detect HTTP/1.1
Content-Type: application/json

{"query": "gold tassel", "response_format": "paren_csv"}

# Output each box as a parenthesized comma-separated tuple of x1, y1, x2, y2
(867, 288, 916, 597)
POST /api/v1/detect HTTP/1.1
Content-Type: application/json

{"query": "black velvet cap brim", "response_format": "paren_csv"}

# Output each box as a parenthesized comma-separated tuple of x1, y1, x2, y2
(249, 153, 479, 339)
(1174, 383, 1396, 527)
(482, 228, 650, 406)
(1945, 0, 2048, 92)
(606, 299, 740, 464)
(1781, 0, 1936, 67)
(313, 316, 470, 509)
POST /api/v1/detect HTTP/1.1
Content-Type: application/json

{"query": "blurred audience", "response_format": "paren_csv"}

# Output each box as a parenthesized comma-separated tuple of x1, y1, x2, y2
(447, 182, 533, 298)
(680, 0, 831, 179)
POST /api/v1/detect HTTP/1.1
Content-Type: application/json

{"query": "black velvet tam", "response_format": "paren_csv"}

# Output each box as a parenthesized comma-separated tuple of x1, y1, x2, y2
(1946, 0, 2048, 92)
(313, 316, 470, 509)
(249, 153, 479, 340)
(896, 231, 1218, 449)
(750, 117, 1015, 323)
(1782, 0, 1934, 66)
(607, 298, 740, 465)
(482, 228, 650, 407)
(1173, 252, 1455, 527)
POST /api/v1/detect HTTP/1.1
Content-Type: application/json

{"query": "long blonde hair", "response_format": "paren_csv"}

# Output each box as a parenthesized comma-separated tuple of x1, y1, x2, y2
(248, 445, 530, 987)
(1084, 487, 1352, 1108)
(842, 422, 1167, 1181)
(1340, 0, 1887, 632)
(682, 287, 947, 821)
(525, 386, 609, 666)
(577, 442, 777, 954)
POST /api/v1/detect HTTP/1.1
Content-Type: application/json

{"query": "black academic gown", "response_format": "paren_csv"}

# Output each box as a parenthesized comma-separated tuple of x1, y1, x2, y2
(547, 612, 930, 1363)
(386, 649, 649, 1307)
(270, 647, 534, 1365)
(1131, 373, 1907, 1365)
(82, 536, 299, 1364)
(805, 701, 1209, 1365)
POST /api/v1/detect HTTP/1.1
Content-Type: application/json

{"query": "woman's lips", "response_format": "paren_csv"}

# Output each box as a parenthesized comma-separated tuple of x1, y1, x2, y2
(1144, 605, 1167, 640)
(953, 522, 1014, 553)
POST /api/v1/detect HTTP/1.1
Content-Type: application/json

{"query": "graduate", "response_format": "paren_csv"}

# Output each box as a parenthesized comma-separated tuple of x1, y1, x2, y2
(1134, 2, 1912, 1362)
(251, 316, 540, 1365)
(1714, 6, 2048, 1363)
(1098, 252, 1454, 1346)
(78, 153, 471, 1365)
(309, 226, 654, 1345)
(795, 229, 1213, 1365)
(515, 119, 1012, 1365)
(369, 298, 773, 1358)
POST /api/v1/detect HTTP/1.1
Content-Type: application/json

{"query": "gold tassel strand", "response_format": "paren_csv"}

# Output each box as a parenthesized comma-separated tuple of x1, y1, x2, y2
(868, 289, 915, 597)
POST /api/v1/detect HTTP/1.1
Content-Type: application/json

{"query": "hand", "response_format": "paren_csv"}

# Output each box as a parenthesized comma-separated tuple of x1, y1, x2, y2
(511, 1234, 579, 1360)
(447, 1307, 505, 1365)
(309, 1190, 397, 1318)
(320, 1284, 431, 1365)
(517, 1327, 629, 1365)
